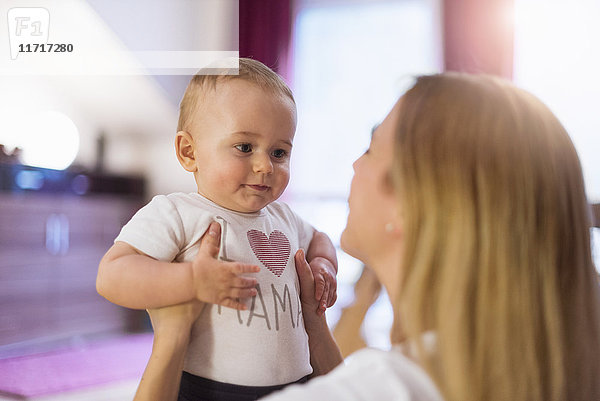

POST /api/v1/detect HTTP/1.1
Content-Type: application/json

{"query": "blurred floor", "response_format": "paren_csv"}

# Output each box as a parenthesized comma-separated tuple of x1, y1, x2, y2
(0, 380, 138, 401)
(0, 334, 151, 401)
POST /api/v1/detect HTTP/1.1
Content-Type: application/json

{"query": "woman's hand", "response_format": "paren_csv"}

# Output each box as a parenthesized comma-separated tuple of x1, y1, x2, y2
(134, 301, 202, 401)
(294, 249, 324, 326)
(134, 222, 237, 401)
(146, 301, 204, 344)
(295, 249, 344, 376)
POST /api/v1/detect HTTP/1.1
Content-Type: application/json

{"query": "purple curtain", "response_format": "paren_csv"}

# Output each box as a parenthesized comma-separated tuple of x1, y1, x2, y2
(239, 0, 293, 79)
(443, 0, 515, 79)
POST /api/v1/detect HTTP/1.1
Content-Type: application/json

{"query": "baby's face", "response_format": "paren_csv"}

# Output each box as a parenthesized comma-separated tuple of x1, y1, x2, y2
(188, 79, 297, 213)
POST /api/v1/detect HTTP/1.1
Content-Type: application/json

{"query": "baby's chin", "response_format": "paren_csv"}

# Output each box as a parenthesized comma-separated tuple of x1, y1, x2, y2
(204, 186, 286, 213)
(239, 198, 274, 213)
(237, 190, 286, 212)
(227, 197, 273, 214)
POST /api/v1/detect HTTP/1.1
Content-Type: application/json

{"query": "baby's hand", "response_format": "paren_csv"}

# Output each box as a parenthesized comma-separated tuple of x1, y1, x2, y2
(308, 256, 338, 315)
(192, 222, 260, 310)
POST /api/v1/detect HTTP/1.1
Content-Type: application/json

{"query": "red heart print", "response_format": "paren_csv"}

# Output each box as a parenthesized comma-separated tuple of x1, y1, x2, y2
(247, 230, 291, 277)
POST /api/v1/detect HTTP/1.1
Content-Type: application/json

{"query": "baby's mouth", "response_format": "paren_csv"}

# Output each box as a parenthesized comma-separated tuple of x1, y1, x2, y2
(246, 184, 270, 192)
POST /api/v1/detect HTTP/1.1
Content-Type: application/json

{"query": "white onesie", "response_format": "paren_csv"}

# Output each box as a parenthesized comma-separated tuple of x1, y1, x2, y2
(114, 192, 314, 386)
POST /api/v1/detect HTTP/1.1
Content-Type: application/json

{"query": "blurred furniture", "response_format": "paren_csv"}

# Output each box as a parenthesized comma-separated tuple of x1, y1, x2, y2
(0, 163, 145, 352)
(592, 204, 600, 228)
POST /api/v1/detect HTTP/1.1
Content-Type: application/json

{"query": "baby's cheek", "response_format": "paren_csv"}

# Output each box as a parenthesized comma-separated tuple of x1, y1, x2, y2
(274, 166, 290, 191)
(214, 162, 246, 184)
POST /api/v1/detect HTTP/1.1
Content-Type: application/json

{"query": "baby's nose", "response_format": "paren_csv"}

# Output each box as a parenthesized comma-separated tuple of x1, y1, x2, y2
(253, 153, 273, 174)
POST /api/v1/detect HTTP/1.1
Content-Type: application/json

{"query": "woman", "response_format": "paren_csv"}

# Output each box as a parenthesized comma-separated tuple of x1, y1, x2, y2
(134, 73, 600, 401)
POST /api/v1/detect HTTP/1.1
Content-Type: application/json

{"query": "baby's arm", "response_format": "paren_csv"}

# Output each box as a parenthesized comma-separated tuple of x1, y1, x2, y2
(97, 242, 196, 309)
(97, 222, 260, 310)
(305, 230, 338, 314)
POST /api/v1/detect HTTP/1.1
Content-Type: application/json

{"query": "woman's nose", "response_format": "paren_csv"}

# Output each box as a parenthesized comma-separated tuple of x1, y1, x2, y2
(253, 153, 273, 174)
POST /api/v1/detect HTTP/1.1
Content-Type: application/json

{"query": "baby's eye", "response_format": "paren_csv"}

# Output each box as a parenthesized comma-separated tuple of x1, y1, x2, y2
(235, 143, 252, 153)
(271, 149, 288, 159)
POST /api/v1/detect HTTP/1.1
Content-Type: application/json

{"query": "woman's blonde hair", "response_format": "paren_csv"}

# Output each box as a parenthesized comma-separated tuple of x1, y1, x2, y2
(392, 73, 600, 401)
(177, 57, 295, 133)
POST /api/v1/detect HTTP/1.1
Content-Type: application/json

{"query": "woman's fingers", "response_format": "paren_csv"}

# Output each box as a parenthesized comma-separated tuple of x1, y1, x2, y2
(295, 249, 313, 284)
(295, 249, 317, 305)
(199, 221, 222, 259)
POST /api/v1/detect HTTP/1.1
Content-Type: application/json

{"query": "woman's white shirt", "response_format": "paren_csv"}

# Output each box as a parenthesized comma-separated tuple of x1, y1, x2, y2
(262, 346, 444, 401)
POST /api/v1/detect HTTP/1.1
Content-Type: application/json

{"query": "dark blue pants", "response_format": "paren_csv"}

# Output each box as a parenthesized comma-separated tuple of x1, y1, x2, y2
(178, 371, 310, 401)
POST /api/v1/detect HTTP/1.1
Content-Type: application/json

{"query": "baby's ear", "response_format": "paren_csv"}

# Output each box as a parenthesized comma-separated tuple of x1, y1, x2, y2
(175, 131, 197, 172)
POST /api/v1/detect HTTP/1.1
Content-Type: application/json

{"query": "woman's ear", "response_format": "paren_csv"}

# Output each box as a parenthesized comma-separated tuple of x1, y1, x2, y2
(175, 131, 197, 172)
(386, 204, 404, 239)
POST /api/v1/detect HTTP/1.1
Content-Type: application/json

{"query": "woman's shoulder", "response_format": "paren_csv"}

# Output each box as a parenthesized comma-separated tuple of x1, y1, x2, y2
(264, 347, 444, 401)
(344, 347, 444, 401)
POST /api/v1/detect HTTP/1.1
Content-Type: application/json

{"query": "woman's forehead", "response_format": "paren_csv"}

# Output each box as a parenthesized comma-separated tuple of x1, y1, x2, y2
(373, 100, 402, 143)
(380, 97, 403, 129)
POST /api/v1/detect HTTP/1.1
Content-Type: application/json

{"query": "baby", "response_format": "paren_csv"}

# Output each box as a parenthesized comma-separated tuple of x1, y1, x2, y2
(96, 58, 338, 400)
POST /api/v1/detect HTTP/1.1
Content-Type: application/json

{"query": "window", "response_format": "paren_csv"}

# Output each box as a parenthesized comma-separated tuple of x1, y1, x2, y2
(288, 0, 442, 349)
(513, 0, 600, 201)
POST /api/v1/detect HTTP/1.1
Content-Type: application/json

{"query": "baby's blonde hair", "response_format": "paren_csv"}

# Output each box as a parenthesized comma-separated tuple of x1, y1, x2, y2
(177, 58, 295, 133)
(392, 73, 600, 401)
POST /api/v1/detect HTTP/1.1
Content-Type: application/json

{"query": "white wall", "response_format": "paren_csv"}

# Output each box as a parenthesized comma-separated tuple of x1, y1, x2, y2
(0, 0, 237, 198)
